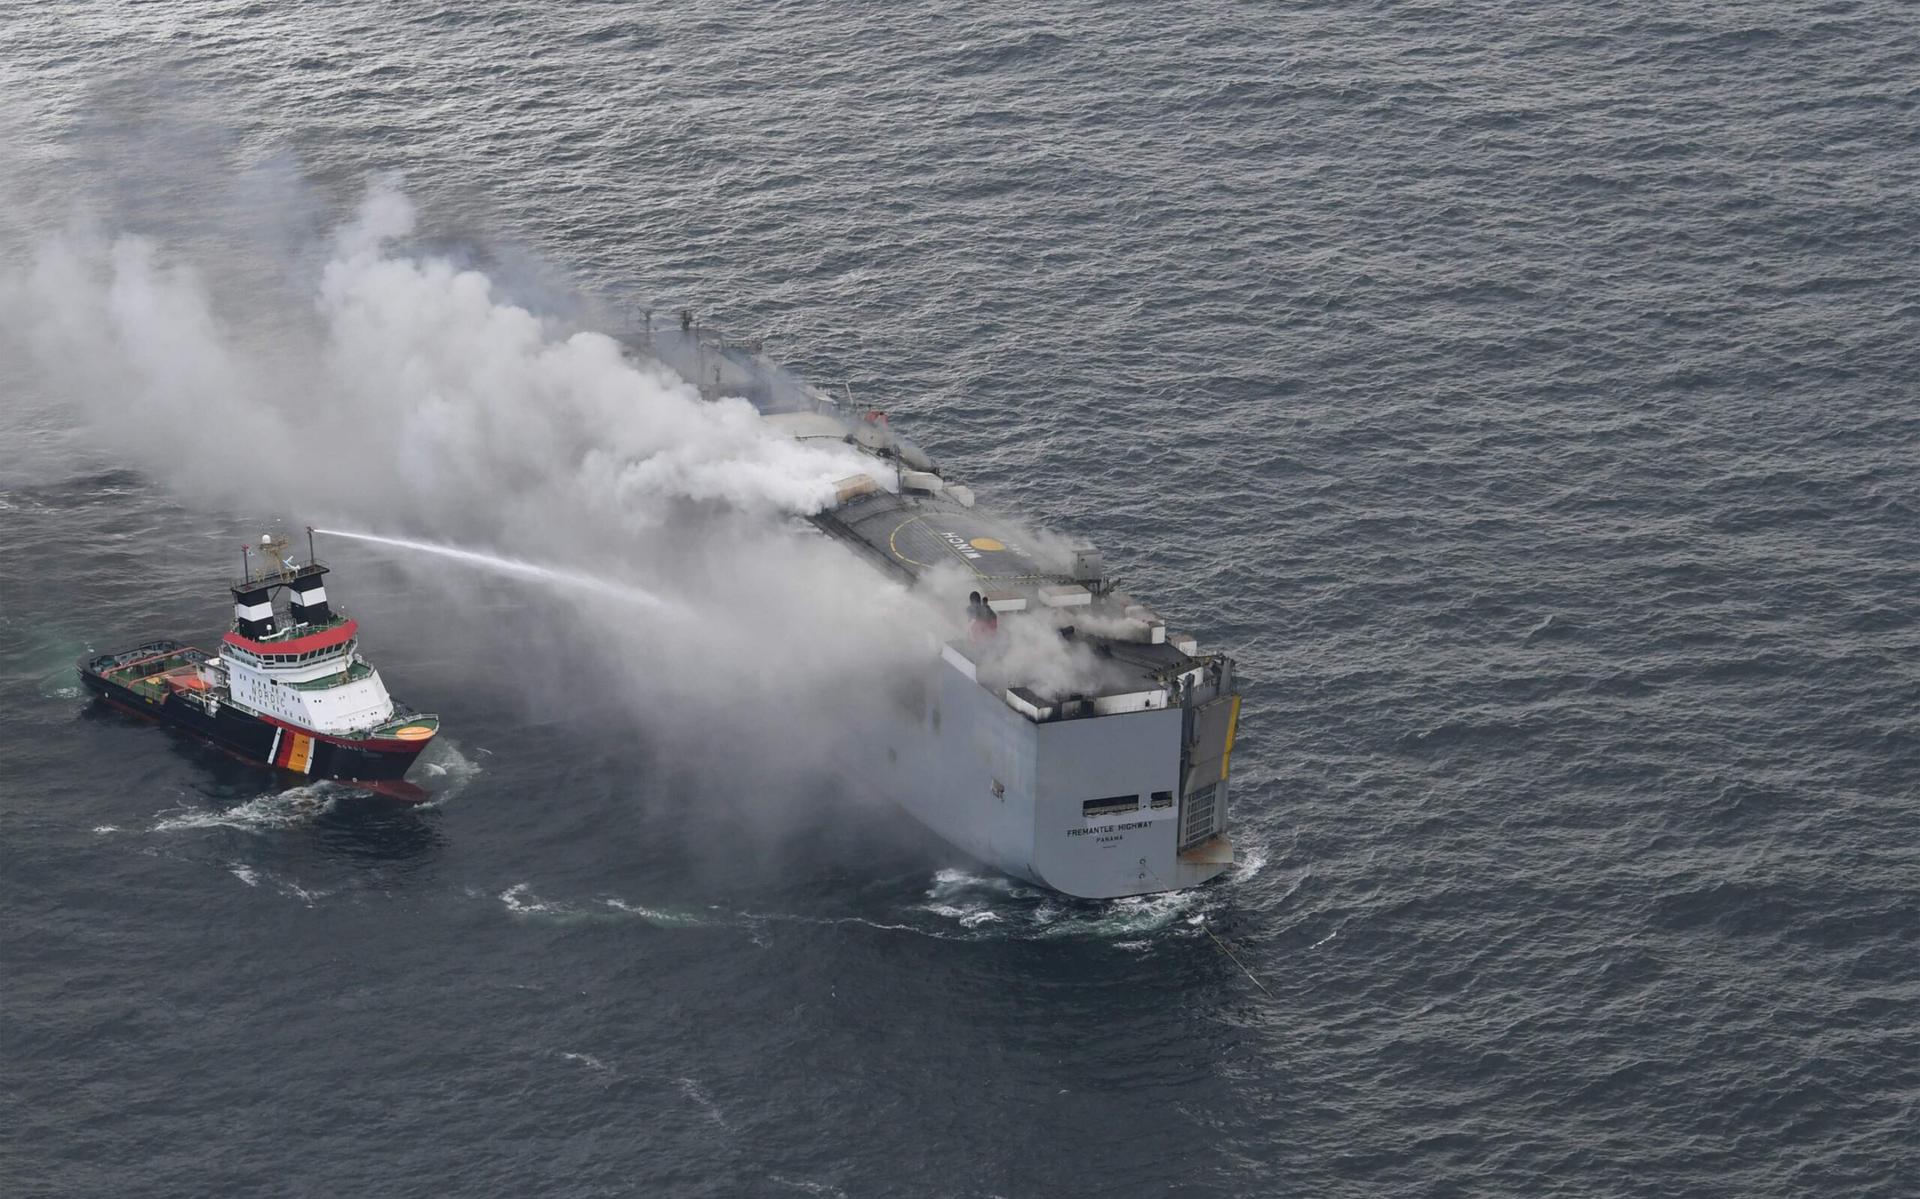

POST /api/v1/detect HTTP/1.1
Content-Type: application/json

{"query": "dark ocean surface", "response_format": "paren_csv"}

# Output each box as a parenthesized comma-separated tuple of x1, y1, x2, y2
(3, 3, 1918, 1196)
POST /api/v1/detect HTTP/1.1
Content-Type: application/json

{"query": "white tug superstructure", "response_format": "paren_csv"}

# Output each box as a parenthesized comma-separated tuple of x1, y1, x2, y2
(220, 641, 398, 733)
(219, 534, 403, 737)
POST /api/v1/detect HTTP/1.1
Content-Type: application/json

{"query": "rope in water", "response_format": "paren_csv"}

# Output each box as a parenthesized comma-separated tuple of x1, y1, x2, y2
(1202, 919, 1274, 999)
(1134, 856, 1274, 999)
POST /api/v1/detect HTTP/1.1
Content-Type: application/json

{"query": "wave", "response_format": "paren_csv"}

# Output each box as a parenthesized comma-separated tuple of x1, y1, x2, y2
(675, 1076, 730, 1129)
(491, 864, 1236, 947)
(915, 866, 1218, 942)
(558, 1051, 615, 1081)
(409, 738, 485, 806)
(151, 783, 346, 832)
(497, 883, 719, 930)
(601, 897, 713, 928)
(220, 860, 330, 906)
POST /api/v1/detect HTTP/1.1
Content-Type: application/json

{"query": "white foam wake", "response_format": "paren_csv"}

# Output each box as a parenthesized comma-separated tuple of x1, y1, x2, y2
(152, 784, 342, 832)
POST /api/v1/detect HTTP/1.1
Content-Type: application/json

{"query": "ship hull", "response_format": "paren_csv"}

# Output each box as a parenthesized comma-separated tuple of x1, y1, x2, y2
(80, 667, 429, 786)
(877, 651, 1236, 900)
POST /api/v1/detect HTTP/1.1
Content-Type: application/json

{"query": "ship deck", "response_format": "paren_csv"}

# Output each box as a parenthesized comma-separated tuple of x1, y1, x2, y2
(84, 641, 208, 684)
(615, 318, 1234, 710)
(816, 491, 1065, 584)
(815, 490, 1222, 707)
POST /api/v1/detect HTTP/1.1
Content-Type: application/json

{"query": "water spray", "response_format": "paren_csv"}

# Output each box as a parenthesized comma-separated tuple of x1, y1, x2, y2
(313, 528, 674, 611)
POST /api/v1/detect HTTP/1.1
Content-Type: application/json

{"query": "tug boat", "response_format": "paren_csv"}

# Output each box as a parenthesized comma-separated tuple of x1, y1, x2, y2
(79, 530, 439, 791)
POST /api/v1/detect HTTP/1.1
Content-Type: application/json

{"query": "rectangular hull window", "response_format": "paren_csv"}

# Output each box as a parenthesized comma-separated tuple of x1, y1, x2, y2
(1083, 795, 1140, 818)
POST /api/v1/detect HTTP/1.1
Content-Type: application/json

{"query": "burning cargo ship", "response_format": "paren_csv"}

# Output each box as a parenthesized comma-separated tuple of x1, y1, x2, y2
(629, 315, 1241, 899)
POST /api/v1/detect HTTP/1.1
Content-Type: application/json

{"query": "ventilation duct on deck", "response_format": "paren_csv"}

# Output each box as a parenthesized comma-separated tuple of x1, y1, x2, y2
(833, 474, 880, 505)
(900, 470, 944, 496)
(1070, 542, 1105, 586)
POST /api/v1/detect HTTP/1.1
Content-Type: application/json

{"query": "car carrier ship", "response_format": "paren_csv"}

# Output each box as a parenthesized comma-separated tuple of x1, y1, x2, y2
(627, 314, 1242, 899)
(78, 531, 439, 790)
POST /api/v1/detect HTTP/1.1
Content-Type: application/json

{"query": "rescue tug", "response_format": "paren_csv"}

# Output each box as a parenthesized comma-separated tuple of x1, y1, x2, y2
(78, 529, 439, 790)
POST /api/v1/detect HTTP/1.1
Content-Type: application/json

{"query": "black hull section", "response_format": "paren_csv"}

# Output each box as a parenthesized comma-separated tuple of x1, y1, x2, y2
(80, 673, 428, 784)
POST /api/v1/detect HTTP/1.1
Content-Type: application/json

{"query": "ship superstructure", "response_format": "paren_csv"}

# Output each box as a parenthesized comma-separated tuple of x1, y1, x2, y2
(626, 316, 1241, 898)
(79, 531, 439, 787)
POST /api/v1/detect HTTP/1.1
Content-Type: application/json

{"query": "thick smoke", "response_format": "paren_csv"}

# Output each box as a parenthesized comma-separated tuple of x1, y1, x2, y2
(1, 179, 957, 844)
(0, 171, 1146, 864)
(12, 182, 892, 533)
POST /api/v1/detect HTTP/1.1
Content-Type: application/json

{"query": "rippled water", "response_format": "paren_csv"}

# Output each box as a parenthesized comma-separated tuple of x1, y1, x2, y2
(4, 3, 1917, 1196)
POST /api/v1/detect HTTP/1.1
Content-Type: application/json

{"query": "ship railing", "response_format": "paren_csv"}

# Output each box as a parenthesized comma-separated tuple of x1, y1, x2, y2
(348, 711, 439, 738)
(231, 560, 328, 591)
(106, 647, 200, 681)
(279, 661, 375, 691)
(91, 641, 185, 673)
(1167, 654, 1234, 710)
(240, 612, 352, 642)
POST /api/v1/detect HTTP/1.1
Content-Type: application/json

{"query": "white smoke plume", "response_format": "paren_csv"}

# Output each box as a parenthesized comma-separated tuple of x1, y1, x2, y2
(973, 611, 1136, 702)
(1, 169, 1156, 871)
(12, 182, 891, 534)
(1, 178, 960, 848)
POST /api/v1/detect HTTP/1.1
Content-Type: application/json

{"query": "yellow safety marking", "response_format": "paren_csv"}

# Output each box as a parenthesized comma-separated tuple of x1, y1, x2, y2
(889, 515, 990, 577)
(287, 732, 313, 775)
(888, 515, 935, 568)
(1219, 694, 1242, 781)
(968, 537, 1005, 552)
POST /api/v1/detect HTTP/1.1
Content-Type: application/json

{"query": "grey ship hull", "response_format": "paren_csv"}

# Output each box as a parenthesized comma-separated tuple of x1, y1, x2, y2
(812, 487, 1242, 900)
(626, 318, 1240, 899)
(880, 648, 1236, 899)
